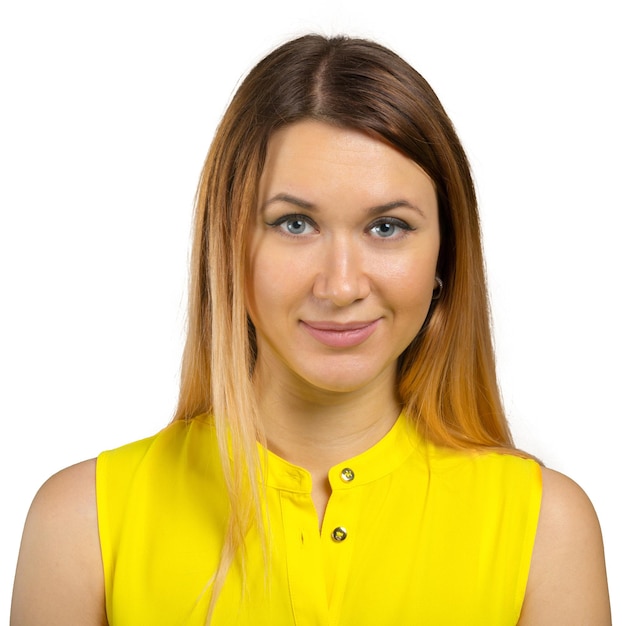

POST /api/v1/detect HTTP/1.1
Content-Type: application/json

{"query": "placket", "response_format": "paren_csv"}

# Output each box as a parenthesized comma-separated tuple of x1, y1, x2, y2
(320, 464, 364, 625)
(279, 486, 330, 626)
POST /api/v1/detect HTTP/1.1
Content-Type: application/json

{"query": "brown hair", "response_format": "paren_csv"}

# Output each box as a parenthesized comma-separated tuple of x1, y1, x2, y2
(174, 33, 517, 615)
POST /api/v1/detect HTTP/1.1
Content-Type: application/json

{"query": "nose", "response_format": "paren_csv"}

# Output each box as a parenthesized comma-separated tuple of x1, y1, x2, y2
(312, 236, 371, 306)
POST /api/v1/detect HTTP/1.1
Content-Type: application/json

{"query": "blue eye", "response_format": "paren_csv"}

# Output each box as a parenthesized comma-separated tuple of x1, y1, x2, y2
(284, 217, 310, 235)
(267, 214, 316, 236)
(369, 218, 412, 238)
(372, 222, 397, 237)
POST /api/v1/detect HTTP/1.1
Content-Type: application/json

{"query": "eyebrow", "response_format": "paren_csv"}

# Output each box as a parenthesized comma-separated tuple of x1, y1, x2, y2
(262, 193, 426, 218)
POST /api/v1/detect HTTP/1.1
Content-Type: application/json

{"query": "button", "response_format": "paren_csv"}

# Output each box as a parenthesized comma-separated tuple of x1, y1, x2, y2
(340, 468, 355, 482)
(331, 527, 348, 542)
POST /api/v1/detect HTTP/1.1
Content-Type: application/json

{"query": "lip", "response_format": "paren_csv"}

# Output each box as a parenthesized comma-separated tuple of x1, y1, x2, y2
(300, 319, 380, 348)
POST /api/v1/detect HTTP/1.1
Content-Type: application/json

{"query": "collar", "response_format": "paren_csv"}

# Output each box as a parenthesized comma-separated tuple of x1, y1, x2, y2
(259, 413, 424, 493)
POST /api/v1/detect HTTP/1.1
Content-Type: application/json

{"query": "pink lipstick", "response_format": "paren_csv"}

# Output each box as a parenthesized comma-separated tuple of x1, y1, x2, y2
(300, 319, 380, 348)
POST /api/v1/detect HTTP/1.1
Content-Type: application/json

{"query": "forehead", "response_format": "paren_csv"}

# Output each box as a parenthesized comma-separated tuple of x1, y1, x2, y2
(259, 120, 437, 208)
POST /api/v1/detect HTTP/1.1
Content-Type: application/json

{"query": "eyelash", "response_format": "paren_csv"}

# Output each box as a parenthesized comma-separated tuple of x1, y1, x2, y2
(265, 214, 415, 239)
(368, 217, 415, 239)
(266, 214, 318, 236)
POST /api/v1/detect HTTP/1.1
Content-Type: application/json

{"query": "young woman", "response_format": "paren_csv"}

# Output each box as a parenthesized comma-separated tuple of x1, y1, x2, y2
(11, 34, 611, 625)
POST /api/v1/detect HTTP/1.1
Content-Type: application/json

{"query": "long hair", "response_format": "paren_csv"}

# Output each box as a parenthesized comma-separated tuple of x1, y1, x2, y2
(173, 33, 517, 615)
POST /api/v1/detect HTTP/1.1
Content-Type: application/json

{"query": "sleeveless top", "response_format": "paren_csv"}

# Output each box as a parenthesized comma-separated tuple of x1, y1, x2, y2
(96, 414, 541, 625)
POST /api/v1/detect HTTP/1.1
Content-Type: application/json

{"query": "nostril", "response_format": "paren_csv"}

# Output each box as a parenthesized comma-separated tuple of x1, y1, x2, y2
(313, 272, 371, 307)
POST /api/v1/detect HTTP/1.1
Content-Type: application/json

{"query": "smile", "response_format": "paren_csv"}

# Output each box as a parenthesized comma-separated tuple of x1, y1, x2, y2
(300, 319, 380, 348)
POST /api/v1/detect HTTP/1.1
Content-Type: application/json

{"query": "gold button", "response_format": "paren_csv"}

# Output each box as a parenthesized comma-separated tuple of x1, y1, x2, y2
(340, 468, 355, 482)
(331, 527, 348, 542)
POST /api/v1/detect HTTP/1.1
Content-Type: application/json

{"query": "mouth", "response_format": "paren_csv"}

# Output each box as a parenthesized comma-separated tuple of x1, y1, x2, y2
(300, 319, 380, 348)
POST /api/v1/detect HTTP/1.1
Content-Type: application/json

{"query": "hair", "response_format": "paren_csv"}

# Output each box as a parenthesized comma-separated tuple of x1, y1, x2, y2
(173, 33, 521, 617)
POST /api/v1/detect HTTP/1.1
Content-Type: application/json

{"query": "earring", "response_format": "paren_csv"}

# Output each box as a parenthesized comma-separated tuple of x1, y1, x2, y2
(432, 276, 443, 300)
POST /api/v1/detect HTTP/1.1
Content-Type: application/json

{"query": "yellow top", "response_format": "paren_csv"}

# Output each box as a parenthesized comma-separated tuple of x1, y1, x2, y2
(96, 414, 541, 625)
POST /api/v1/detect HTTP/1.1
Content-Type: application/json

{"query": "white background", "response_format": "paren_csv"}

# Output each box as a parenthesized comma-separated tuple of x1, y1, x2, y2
(1, 0, 620, 620)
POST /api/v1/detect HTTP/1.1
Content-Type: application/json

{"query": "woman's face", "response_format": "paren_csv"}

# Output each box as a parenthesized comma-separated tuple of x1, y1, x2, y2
(246, 120, 440, 396)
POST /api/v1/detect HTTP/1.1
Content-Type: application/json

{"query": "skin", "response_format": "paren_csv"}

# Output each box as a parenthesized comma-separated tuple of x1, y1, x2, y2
(10, 458, 106, 626)
(246, 121, 441, 519)
(10, 120, 611, 624)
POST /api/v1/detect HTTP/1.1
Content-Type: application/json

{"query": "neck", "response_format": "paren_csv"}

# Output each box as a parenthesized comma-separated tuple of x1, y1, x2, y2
(253, 364, 401, 527)
(254, 368, 401, 475)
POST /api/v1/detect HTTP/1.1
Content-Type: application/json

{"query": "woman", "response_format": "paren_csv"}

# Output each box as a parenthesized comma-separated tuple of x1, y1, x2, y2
(11, 34, 611, 625)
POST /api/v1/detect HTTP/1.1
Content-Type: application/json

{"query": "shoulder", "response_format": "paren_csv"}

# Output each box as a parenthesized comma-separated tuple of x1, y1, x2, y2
(11, 460, 107, 626)
(518, 467, 611, 625)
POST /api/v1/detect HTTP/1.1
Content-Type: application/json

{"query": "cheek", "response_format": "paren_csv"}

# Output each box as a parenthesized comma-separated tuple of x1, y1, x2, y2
(376, 260, 438, 329)
(376, 253, 437, 293)
(246, 247, 306, 322)
(392, 287, 434, 321)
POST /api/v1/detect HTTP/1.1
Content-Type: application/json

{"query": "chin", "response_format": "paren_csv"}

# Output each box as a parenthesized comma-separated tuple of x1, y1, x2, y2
(294, 361, 395, 396)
